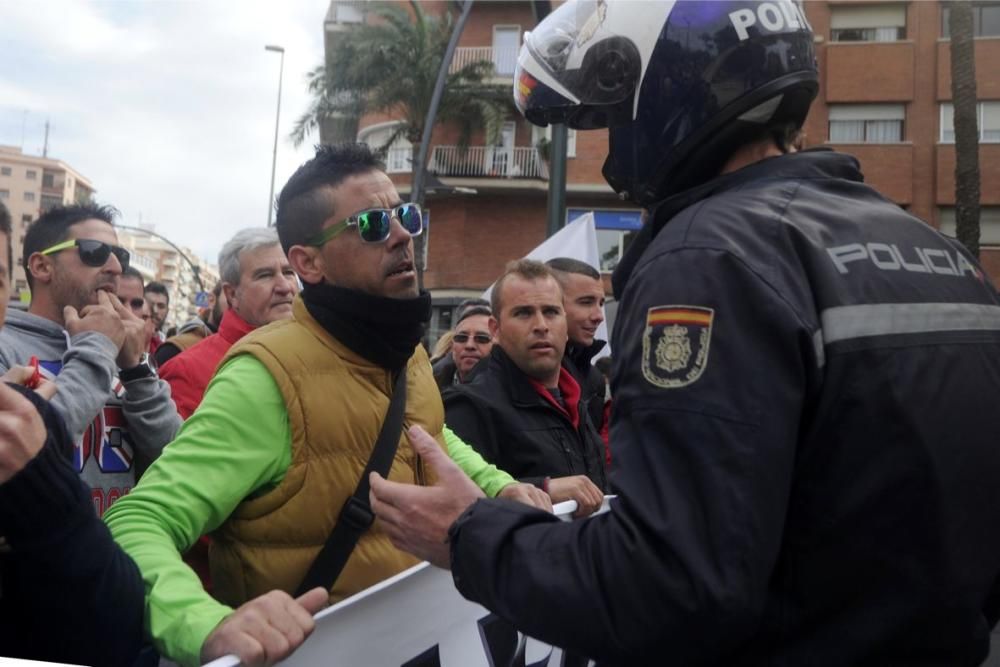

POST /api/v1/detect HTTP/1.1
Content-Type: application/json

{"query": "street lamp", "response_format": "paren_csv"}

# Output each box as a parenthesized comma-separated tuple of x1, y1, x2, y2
(265, 44, 285, 227)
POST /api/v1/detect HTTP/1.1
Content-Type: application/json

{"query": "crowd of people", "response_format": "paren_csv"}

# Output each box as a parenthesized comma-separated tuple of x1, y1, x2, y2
(2, 1, 1000, 666)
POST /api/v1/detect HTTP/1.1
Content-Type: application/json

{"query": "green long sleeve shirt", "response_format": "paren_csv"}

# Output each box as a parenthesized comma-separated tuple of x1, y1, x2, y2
(104, 354, 513, 667)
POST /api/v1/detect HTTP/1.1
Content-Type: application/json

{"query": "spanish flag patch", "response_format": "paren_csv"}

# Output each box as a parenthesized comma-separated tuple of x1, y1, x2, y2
(641, 306, 714, 388)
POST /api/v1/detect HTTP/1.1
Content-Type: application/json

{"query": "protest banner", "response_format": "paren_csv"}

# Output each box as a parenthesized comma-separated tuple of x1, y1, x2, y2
(204, 499, 613, 666)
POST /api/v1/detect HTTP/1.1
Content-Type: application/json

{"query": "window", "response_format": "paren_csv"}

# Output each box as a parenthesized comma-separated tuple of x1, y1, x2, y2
(829, 104, 905, 143)
(942, 2, 1000, 37)
(0, 189, 8, 200)
(357, 123, 411, 173)
(568, 208, 643, 272)
(25, 170, 36, 180)
(830, 4, 906, 41)
(23, 192, 35, 202)
(334, 2, 363, 24)
(493, 26, 520, 76)
(532, 124, 577, 158)
(940, 101, 1000, 142)
(0, 166, 10, 176)
(21, 214, 31, 226)
(939, 207, 1000, 245)
(42, 173, 54, 188)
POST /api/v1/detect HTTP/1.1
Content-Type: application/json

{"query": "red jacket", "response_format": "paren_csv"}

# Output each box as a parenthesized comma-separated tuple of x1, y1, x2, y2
(160, 309, 256, 419)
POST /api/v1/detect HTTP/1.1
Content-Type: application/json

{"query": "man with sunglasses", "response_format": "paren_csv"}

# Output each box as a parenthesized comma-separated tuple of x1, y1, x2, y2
(105, 143, 549, 667)
(432, 299, 493, 390)
(0, 203, 181, 518)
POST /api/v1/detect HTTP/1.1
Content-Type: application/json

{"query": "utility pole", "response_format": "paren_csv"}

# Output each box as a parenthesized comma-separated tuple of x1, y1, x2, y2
(42, 119, 50, 158)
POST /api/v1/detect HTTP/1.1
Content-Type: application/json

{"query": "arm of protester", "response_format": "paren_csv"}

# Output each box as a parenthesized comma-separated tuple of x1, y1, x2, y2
(1, 365, 58, 400)
(546, 475, 603, 517)
(105, 354, 293, 667)
(370, 425, 487, 569)
(111, 293, 151, 370)
(23, 299, 122, 441)
(0, 382, 145, 667)
(442, 424, 516, 498)
(497, 482, 553, 512)
(118, 369, 183, 463)
(199, 588, 329, 667)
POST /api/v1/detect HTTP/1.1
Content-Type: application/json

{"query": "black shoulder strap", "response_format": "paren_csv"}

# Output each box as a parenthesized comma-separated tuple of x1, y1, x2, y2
(294, 369, 408, 597)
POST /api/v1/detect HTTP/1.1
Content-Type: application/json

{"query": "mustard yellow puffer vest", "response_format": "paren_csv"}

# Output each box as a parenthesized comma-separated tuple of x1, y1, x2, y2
(209, 298, 444, 607)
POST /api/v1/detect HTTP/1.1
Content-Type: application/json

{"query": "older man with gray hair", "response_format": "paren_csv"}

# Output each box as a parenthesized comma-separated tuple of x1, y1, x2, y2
(159, 227, 297, 419)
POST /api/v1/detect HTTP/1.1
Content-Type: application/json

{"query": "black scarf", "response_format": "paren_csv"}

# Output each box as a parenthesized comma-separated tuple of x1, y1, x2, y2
(301, 282, 431, 372)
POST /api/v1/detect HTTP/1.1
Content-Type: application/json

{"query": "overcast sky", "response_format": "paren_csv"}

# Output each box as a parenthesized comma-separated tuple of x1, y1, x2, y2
(0, 0, 328, 265)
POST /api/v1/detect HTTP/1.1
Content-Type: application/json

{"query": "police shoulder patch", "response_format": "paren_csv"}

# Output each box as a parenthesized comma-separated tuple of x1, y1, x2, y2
(641, 306, 714, 389)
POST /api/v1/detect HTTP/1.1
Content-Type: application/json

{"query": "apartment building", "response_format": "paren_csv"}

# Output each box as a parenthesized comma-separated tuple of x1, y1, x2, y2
(0, 146, 95, 303)
(803, 0, 1000, 278)
(323, 0, 1000, 338)
(117, 226, 220, 331)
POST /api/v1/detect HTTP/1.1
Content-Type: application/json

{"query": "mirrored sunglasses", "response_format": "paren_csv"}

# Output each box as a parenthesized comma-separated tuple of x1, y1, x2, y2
(308, 203, 423, 247)
(40, 238, 131, 272)
(453, 333, 492, 345)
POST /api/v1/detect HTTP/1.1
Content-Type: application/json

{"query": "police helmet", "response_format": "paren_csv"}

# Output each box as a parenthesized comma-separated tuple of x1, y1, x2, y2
(514, 0, 818, 204)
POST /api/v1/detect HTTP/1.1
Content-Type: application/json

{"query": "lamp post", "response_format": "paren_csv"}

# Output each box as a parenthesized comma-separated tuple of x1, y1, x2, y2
(265, 44, 285, 227)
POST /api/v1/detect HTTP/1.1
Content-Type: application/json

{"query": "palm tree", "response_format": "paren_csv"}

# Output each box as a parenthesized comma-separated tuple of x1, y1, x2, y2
(291, 1, 512, 181)
(948, 0, 981, 258)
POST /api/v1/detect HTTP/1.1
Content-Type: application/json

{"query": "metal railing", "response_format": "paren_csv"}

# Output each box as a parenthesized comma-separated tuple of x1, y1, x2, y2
(429, 145, 547, 179)
(449, 46, 519, 77)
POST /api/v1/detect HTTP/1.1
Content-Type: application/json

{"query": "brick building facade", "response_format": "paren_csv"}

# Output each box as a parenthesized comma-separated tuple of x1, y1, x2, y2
(323, 0, 1000, 339)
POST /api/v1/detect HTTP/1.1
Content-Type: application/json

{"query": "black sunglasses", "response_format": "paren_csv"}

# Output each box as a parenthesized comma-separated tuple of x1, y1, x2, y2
(40, 238, 131, 272)
(122, 297, 145, 310)
(453, 333, 492, 345)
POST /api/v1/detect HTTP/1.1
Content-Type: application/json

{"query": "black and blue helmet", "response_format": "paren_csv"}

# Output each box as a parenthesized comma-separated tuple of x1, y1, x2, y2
(514, 0, 818, 204)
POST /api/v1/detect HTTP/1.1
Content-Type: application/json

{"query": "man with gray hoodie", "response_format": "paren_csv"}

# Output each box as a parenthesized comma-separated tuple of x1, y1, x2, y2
(0, 203, 181, 516)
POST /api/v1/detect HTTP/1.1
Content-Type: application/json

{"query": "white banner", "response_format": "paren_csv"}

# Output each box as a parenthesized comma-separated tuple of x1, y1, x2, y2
(204, 499, 614, 667)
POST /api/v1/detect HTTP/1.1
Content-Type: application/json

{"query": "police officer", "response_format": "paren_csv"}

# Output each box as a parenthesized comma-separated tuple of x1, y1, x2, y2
(370, 1, 1000, 664)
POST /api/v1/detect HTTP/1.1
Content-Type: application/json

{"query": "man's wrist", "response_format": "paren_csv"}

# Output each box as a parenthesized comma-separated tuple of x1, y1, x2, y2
(119, 354, 156, 382)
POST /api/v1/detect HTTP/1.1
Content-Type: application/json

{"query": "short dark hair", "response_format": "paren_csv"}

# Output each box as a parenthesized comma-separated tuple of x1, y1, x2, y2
(545, 257, 600, 281)
(23, 203, 117, 290)
(454, 297, 491, 326)
(144, 281, 169, 304)
(122, 266, 145, 288)
(0, 201, 11, 282)
(275, 143, 386, 254)
(491, 259, 557, 317)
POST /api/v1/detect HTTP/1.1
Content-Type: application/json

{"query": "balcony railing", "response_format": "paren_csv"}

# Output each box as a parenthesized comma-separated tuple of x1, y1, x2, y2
(429, 145, 547, 180)
(449, 46, 519, 77)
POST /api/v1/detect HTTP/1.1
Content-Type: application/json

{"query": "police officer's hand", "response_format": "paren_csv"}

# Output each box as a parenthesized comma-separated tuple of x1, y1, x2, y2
(547, 475, 604, 518)
(369, 425, 485, 569)
(1, 366, 58, 400)
(110, 294, 150, 370)
(498, 482, 553, 512)
(200, 587, 328, 667)
(0, 382, 47, 484)
(64, 290, 126, 349)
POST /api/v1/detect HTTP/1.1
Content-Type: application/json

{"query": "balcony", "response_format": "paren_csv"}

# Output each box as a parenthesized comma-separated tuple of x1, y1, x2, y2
(449, 46, 518, 78)
(429, 145, 547, 180)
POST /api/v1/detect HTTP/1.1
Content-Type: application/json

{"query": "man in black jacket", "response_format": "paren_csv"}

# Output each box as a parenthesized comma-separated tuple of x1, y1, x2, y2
(444, 259, 606, 516)
(0, 200, 145, 667)
(371, 2, 1000, 665)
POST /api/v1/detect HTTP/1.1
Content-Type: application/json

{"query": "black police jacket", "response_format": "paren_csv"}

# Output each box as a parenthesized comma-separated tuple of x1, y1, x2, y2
(443, 346, 608, 491)
(447, 150, 1000, 665)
